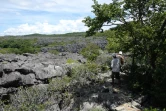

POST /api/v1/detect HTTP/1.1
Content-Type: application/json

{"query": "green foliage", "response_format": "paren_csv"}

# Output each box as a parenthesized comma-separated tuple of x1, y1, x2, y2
(0, 86, 52, 111)
(85, 62, 100, 74)
(66, 58, 78, 64)
(83, 0, 166, 107)
(89, 107, 106, 111)
(144, 108, 166, 111)
(0, 38, 40, 54)
(48, 76, 71, 92)
(80, 43, 100, 61)
(95, 52, 111, 72)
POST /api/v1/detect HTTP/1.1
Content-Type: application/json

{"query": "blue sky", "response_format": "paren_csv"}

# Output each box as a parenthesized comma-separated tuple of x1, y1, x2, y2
(0, 0, 110, 36)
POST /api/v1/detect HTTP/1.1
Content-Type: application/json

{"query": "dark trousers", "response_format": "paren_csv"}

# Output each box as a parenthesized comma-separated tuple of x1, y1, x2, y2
(111, 72, 120, 85)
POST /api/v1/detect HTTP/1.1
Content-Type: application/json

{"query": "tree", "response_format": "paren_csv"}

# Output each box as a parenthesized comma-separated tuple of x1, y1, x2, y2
(83, 0, 166, 107)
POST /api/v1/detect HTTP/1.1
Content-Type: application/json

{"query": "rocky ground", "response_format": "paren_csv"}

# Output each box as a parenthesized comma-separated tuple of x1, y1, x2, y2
(0, 36, 145, 111)
(0, 52, 85, 98)
(0, 51, 145, 111)
(76, 71, 144, 111)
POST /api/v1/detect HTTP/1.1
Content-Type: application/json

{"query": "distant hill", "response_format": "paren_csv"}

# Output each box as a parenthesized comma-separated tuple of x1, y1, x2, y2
(0, 32, 86, 38)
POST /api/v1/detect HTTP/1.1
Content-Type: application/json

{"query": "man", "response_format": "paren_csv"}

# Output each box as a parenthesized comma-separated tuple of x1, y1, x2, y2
(111, 53, 121, 86)
(117, 51, 124, 72)
(117, 51, 124, 65)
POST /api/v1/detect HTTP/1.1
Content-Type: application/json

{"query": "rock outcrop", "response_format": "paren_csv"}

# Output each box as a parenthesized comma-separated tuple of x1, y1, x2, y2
(0, 52, 86, 97)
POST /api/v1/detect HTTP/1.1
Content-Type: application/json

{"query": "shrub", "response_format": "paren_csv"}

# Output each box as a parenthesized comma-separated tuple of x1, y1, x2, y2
(0, 86, 53, 111)
(96, 53, 111, 72)
(80, 43, 100, 61)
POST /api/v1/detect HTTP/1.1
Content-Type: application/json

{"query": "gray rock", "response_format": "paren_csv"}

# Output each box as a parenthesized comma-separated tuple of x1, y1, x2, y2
(21, 74, 36, 85)
(0, 72, 22, 87)
(0, 64, 3, 77)
(35, 65, 67, 80)
(46, 104, 60, 111)
(3, 62, 19, 74)
(16, 67, 34, 75)
(0, 87, 17, 95)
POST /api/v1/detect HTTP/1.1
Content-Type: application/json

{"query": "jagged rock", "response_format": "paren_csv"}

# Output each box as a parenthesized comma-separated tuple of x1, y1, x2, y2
(3, 62, 19, 74)
(0, 64, 3, 77)
(0, 72, 22, 87)
(80, 102, 105, 111)
(35, 65, 67, 80)
(0, 87, 17, 95)
(46, 104, 60, 111)
(21, 73, 36, 85)
(16, 67, 34, 75)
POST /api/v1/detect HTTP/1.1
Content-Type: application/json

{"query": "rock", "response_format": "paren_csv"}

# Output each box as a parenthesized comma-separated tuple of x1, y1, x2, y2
(0, 72, 22, 87)
(16, 67, 34, 75)
(21, 74, 36, 85)
(23, 53, 34, 57)
(114, 102, 141, 111)
(46, 104, 60, 111)
(0, 64, 3, 77)
(3, 62, 19, 74)
(35, 65, 67, 80)
(0, 87, 17, 95)
(59, 53, 66, 56)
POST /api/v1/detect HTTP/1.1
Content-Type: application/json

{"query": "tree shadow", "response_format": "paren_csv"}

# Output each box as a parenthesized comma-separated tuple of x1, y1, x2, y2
(65, 74, 134, 111)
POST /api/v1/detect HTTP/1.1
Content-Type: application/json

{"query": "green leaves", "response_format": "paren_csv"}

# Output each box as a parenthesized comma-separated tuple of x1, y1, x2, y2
(84, 0, 166, 107)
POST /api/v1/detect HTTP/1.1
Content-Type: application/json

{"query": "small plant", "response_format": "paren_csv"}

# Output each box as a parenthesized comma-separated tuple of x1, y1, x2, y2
(89, 107, 106, 111)
(48, 49, 59, 55)
(66, 58, 78, 64)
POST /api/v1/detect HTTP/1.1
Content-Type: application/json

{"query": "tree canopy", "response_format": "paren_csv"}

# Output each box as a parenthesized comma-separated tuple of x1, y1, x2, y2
(83, 0, 166, 107)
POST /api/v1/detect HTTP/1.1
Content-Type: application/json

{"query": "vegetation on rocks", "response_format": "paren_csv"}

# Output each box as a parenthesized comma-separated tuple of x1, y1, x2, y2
(83, 0, 166, 109)
(80, 43, 100, 61)
(0, 0, 166, 110)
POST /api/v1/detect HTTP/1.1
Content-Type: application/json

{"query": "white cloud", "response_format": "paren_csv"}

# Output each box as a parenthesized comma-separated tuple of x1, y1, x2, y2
(2, 18, 88, 35)
(0, 0, 112, 36)
(1, 0, 111, 13)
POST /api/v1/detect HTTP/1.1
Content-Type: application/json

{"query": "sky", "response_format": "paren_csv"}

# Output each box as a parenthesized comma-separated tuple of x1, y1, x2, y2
(0, 0, 111, 36)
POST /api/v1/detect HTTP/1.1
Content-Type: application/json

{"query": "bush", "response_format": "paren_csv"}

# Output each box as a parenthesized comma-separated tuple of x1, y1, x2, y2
(80, 43, 100, 61)
(0, 86, 53, 111)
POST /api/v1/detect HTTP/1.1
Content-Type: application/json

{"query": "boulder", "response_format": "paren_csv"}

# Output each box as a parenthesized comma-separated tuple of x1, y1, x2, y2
(35, 65, 67, 80)
(3, 62, 19, 74)
(21, 74, 36, 85)
(0, 64, 3, 77)
(0, 72, 22, 87)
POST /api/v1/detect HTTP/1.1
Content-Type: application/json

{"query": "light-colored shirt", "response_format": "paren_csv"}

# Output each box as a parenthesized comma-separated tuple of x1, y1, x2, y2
(111, 57, 121, 72)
